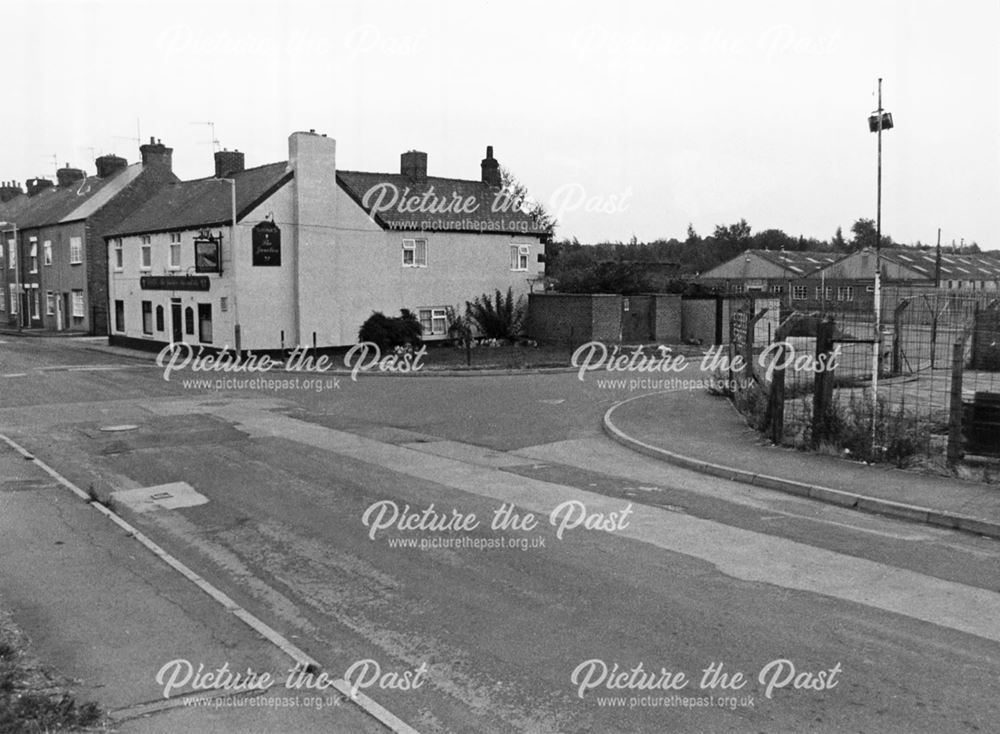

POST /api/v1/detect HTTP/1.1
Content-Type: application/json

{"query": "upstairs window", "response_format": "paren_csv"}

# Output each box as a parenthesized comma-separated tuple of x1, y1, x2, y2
(140, 236, 152, 270)
(792, 285, 808, 300)
(69, 236, 83, 264)
(28, 240, 38, 273)
(113, 239, 123, 270)
(7, 240, 15, 270)
(169, 241, 181, 269)
(510, 244, 530, 271)
(402, 238, 427, 267)
(43, 240, 52, 266)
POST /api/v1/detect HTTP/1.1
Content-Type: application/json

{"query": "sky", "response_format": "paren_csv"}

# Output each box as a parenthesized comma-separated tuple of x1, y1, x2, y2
(4, 0, 999, 249)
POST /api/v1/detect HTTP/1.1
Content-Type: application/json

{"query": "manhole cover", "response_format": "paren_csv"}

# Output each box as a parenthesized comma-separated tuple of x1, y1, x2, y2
(99, 425, 140, 432)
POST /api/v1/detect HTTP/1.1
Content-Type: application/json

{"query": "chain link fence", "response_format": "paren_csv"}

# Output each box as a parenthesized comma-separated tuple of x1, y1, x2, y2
(723, 287, 1000, 469)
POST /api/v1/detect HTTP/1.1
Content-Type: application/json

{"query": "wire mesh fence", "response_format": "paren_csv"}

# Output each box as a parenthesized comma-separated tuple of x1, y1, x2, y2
(723, 287, 1000, 468)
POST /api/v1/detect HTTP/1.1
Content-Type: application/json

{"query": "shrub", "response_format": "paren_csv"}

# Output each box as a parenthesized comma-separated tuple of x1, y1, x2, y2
(466, 287, 526, 341)
(358, 309, 422, 351)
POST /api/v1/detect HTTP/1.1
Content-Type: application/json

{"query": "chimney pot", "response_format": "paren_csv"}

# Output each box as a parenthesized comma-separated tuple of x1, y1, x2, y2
(56, 165, 86, 187)
(96, 154, 128, 178)
(140, 137, 173, 171)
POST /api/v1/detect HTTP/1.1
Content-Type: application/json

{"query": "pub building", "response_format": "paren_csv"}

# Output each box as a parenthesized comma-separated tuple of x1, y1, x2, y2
(106, 131, 548, 354)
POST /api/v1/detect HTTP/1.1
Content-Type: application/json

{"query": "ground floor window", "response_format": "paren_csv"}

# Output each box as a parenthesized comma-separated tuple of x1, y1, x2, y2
(418, 307, 448, 336)
(114, 300, 125, 332)
(155, 305, 164, 332)
(9, 284, 18, 315)
(198, 303, 212, 343)
(142, 300, 153, 334)
(46, 291, 55, 316)
(31, 288, 40, 319)
(71, 290, 84, 319)
(185, 307, 195, 335)
(837, 286, 854, 302)
(792, 285, 808, 300)
(815, 286, 832, 301)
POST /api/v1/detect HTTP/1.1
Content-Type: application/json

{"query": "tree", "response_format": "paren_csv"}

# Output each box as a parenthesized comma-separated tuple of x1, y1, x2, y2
(499, 166, 556, 236)
(850, 218, 894, 251)
(832, 226, 847, 251)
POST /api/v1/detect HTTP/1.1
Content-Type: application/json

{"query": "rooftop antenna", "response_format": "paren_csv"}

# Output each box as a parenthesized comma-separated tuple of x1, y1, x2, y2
(191, 121, 220, 152)
(41, 153, 58, 178)
(81, 146, 98, 165)
(113, 120, 142, 157)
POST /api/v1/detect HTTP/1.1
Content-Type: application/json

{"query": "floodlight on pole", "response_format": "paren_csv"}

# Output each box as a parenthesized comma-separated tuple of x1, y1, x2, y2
(868, 78, 893, 452)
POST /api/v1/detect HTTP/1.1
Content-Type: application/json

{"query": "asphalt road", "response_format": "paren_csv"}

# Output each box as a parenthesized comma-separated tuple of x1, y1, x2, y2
(1, 336, 999, 733)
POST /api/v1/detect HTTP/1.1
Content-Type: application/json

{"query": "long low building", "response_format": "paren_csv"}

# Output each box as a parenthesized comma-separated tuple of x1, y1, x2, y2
(105, 131, 549, 352)
(698, 247, 1000, 311)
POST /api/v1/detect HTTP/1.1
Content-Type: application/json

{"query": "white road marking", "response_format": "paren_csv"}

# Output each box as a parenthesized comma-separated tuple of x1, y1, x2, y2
(200, 401, 1000, 644)
(0, 431, 422, 734)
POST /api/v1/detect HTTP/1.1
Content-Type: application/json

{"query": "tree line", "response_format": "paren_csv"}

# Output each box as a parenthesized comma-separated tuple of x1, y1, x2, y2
(545, 219, 986, 295)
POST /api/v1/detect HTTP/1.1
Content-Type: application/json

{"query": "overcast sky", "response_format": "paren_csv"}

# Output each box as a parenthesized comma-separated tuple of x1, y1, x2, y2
(6, 0, 999, 249)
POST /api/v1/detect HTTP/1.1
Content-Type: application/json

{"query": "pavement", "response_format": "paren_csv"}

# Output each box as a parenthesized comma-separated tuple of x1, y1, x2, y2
(0, 438, 392, 733)
(604, 387, 1000, 540)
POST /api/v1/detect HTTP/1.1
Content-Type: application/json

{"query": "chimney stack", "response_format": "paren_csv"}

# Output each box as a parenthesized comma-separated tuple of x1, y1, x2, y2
(400, 150, 428, 183)
(56, 163, 86, 187)
(96, 154, 128, 178)
(139, 136, 173, 171)
(0, 181, 23, 202)
(481, 145, 501, 187)
(26, 177, 54, 197)
(214, 148, 245, 178)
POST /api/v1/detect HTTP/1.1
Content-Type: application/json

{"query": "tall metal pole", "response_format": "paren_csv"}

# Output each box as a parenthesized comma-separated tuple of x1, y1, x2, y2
(871, 78, 884, 451)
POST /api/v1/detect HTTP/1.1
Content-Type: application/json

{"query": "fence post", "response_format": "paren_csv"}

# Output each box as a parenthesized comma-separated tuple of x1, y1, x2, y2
(891, 299, 909, 375)
(811, 318, 835, 449)
(767, 342, 787, 444)
(947, 338, 965, 466)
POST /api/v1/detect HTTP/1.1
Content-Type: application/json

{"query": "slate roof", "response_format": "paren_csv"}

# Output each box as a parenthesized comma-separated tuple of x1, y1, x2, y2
(0, 193, 32, 224)
(13, 165, 143, 230)
(107, 162, 292, 238)
(336, 170, 549, 236)
(881, 249, 1000, 281)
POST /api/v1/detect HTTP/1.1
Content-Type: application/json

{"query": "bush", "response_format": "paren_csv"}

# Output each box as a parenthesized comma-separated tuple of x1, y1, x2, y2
(358, 309, 422, 351)
(466, 288, 526, 341)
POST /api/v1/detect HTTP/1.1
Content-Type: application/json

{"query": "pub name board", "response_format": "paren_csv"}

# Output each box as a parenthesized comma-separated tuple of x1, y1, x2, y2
(252, 220, 281, 266)
(140, 276, 211, 291)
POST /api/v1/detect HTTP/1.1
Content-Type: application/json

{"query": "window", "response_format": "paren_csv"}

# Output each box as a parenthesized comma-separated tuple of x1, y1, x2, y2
(69, 236, 82, 265)
(402, 238, 427, 267)
(770, 284, 784, 294)
(43, 240, 52, 266)
(141, 301, 153, 334)
(46, 291, 55, 316)
(185, 306, 194, 335)
(792, 285, 808, 300)
(29, 240, 37, 273)
(730, 283, 744, 294)
(7, 239, 15, 270)
(169, 241, 181, 269)
(9, 284, 18, 314)
(837, 286, 854, 302)
(418, 307, 448, 336)
(510, 244, 530, 271)
(140, 236, 151, 270)
(198, 303, 213, 343)
(114, 300, 124, 332)
(71, 290, 84, 318)
(220, 296, 228, 312)
(155, 305, 164, 331)
(31, 288, 39, 318)
(113, 239, 123, 270)
(170, 232, 181, 243)
(815, 286, 832, 300)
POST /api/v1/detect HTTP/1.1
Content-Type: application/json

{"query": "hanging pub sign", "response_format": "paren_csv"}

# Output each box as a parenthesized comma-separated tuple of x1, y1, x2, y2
(252, 220, 281, 266)
(194, 233, 222, 274)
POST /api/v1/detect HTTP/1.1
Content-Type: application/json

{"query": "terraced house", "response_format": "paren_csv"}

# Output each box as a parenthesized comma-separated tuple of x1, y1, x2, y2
(105, 130, 549, 352)
(2, 139, 177, 333)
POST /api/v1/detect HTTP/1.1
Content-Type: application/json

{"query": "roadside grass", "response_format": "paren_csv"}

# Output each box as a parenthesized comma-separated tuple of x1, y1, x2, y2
(0, 610, 107, 733)
(419, 341, 575, 370)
